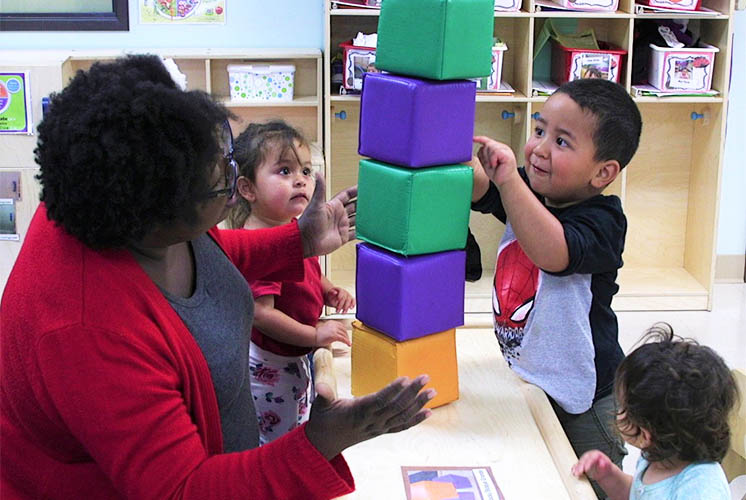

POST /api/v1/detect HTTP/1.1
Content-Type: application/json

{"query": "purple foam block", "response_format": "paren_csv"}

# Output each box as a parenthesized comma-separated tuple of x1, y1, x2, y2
(358, 73, 476, 168)
(356, 243, 466, 341)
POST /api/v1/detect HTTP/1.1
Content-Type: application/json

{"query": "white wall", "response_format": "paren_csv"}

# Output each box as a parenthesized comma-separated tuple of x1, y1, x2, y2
(718, 11, 746, 256)
(0, 1, 324, 50)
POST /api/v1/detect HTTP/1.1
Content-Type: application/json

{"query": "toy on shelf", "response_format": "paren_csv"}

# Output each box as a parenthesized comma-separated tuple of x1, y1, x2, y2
(227, 64, 295, 102)
(339, 33, 378, 94)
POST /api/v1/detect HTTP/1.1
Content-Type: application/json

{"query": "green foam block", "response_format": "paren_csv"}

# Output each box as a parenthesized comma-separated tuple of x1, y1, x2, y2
(356, 159, 473, 256)
(375, 0, 494, 80)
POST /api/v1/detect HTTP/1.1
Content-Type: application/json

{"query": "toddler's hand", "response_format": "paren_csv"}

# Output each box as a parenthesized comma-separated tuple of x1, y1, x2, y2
(572, 450, 613, 481)
(325, 286, 356, 314)
(473, 136, 518, 188)
(315, 320, 351, 347)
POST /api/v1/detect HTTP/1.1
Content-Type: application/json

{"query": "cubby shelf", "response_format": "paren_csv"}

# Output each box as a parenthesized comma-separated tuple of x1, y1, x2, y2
(323, 0, 735, 312)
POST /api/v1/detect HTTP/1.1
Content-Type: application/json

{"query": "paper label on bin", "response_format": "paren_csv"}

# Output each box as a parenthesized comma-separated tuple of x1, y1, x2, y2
(569, 53, 619, 82)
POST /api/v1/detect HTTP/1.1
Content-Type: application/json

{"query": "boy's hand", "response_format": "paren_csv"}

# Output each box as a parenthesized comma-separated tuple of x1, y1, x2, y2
(325, 286, 355, 314)
(572, 450, 614, 481)
(305, 375, 434, 460)
(473, 136, 518, 188)
(315, 320, 351, 347)
(468, 154, 491, 202)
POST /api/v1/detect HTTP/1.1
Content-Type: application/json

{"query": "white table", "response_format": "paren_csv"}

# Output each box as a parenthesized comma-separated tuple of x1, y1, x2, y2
(331, 327, 597, 499)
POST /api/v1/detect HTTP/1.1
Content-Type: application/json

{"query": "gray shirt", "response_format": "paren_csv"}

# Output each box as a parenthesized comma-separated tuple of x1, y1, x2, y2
(161, 233, 258, 452)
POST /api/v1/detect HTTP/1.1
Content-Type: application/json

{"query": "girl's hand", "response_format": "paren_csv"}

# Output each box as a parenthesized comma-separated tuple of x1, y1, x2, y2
(473, 136, 518, 188)
(305, 375, 434, 460)
(325, 287, 355, 314)
(572, 450, 613, 481)
(315, 320, 351, 347)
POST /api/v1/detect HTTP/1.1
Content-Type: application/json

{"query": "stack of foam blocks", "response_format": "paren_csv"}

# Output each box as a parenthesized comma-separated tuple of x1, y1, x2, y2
(351, 0, 495, 409)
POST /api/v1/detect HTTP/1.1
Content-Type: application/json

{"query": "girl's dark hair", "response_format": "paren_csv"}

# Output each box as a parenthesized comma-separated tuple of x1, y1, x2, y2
(615, 323, 738, 464)
(227, 120, 309, 229)
(35, 54, 230, 249)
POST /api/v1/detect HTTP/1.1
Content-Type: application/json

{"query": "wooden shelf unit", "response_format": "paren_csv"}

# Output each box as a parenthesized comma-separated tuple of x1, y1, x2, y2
(323, 0, 735, 312)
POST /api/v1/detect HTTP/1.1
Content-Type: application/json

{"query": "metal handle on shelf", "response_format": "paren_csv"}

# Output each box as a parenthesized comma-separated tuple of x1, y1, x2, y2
(335, 110, 347, 120)
(501, 110, 515, 120)
(532, 112, 540, 120)
(691, 111, 704, 120)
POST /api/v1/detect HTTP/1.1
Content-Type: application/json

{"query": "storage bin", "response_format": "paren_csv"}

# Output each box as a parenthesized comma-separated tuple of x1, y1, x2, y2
(473, 42, 508, 91)
(494, 0, 523, 11)
(227, 64, 295, 102)
(638, 0, 701, 10)
(554, 0, 618, 10)
(339, 42, 377, 93)
(551, 41, 626, 85)
(648, 43, 719, 92)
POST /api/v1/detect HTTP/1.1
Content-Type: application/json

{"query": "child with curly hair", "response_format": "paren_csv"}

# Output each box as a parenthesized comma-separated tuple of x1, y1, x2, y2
(229, 120, 355, 444)
(572, 323, 738, 500)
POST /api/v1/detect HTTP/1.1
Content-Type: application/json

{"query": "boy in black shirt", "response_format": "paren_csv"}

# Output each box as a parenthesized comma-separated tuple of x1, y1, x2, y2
(471, 79, 642, 499)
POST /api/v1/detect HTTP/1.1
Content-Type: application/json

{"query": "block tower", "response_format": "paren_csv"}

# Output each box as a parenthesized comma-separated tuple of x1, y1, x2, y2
(351, 0, 495, 409)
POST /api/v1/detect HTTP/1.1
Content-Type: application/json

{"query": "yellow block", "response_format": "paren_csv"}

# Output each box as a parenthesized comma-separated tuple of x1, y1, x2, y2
(351, 320, 458, 409)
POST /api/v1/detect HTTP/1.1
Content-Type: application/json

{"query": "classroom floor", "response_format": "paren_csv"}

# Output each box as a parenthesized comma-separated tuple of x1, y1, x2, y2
(616, 282, 746, 474)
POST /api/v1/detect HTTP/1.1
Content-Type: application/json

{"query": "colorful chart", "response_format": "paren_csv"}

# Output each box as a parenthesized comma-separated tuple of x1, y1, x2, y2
(155, 0, 201, 19)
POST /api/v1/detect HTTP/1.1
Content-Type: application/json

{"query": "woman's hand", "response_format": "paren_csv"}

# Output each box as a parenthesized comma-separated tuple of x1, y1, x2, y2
(305, 376, 434, 460)
(324, 286, 355, 314)
(298, 173, 357, 258)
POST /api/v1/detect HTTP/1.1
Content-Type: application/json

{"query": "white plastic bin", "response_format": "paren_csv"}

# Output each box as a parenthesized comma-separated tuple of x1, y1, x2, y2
(473, 42, 508, 91)
(227, 64, 295, 102)
(494, 0, 522, 12)
(554, 0, 618, 11)
(648, 43, 719, 92)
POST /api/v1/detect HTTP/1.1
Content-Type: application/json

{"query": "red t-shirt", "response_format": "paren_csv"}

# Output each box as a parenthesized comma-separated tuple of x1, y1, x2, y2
(250, 256, 324, 356)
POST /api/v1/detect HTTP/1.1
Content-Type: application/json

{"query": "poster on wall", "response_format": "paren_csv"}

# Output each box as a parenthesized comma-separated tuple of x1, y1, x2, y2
(0, 199, 20, 241)
(140, 0, 226, 24)
(0, 72, 32, 135)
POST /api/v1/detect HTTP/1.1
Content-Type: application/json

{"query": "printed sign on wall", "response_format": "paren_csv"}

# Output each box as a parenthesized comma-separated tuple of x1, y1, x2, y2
(0, 73, 32, 135)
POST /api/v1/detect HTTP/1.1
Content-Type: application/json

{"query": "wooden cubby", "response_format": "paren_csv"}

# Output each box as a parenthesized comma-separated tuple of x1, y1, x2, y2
(323, 0, 735, 314)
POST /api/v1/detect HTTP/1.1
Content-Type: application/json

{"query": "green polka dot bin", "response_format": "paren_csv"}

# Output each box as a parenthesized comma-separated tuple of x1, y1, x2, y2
(227, 64, 295, 102)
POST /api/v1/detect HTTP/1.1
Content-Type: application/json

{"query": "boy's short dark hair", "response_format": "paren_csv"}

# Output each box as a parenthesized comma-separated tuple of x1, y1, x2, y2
(615, 323, 738, 463)
(35, 54, 230, 249)
(556, 79, 642, 169)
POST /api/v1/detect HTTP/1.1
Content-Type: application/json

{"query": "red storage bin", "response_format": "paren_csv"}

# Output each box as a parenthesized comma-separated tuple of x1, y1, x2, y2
(551, 41, 627, 85)
(637, 0, 702, 10)
(339, 41, 377, 93)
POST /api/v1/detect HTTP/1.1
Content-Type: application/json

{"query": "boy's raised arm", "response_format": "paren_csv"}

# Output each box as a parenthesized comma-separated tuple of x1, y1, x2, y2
(473, 136, 569, 273)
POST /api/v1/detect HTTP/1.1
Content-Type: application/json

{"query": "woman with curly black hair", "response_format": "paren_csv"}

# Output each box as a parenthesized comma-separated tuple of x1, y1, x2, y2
(572, 323, 738, 500)
(0, 54, 433, 500)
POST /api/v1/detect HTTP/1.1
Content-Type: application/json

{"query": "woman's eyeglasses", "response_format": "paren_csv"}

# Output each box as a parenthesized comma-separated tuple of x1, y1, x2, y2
(203, 120, 238, 199)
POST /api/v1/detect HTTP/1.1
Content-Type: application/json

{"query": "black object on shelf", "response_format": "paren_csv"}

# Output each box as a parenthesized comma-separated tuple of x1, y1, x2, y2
(465, 228, 483, 282)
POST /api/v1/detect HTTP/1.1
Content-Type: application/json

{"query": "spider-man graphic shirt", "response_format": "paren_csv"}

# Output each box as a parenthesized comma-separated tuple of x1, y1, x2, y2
(473, 168, 626, 414)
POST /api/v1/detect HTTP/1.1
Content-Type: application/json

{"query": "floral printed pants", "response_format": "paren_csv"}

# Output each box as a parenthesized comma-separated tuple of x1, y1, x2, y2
(249, 342, 313, 445)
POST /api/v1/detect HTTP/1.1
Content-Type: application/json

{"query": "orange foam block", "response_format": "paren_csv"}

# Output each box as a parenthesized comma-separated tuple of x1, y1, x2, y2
(410, 480, 459, 500)
(351, 320, 458, 409)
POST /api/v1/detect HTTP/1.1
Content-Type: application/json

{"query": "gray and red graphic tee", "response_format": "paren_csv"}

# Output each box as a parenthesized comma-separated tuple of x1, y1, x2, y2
(473, 168, 626, 414)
